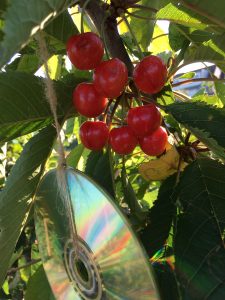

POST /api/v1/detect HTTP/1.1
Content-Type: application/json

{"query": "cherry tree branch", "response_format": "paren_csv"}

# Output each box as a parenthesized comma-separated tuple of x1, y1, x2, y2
(79, 0, 134, 75)
(172, 78, 225, 87)
(7, 259, 41, 275)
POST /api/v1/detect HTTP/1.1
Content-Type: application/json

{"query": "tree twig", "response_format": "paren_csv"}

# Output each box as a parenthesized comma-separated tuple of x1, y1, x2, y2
(79, 0, 134, 75)
(172, 77, 225, 87)
(7, 259, 42, 275)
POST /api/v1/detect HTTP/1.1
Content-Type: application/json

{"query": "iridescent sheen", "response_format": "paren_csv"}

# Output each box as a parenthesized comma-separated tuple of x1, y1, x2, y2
(35, 169, 160, 300)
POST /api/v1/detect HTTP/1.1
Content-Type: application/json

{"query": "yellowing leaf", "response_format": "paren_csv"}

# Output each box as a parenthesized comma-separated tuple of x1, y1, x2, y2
(139, 146, 188, 181)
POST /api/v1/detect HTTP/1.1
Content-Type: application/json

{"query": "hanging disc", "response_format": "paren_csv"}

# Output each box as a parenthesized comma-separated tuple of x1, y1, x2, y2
(34, 168, 160, 299)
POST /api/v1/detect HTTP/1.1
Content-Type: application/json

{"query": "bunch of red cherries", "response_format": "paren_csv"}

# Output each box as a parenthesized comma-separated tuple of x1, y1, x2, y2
(66, 32, 168, 156)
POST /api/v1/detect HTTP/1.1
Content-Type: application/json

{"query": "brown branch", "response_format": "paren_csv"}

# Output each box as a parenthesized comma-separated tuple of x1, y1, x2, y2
(79, 0, 134, 75)
(130, 4, 158, 13)
(172, 78, 225, 87)
(7, 259, 42, 275)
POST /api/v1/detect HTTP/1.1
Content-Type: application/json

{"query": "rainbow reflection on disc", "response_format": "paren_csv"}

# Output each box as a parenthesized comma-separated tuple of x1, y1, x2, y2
(35, 168, 160, 300)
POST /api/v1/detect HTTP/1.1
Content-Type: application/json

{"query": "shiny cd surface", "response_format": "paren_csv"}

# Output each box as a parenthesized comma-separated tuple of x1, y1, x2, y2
(35, 168, 160, 300)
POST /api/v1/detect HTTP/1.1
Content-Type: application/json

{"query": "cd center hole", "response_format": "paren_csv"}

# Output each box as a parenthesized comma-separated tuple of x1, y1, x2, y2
(75, 259, 89, 283)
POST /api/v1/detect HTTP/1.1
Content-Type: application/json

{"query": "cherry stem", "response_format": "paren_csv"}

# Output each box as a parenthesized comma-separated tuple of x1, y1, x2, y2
(152, 33, 169, 41)
(172, 77, 225, 87)
(175, 155, 182, 185)
(196, 148, 209, 152)
(173, 90, 191, 101)
(185, 132, 191, 144)
(103, 98, 114, 123)
(168, 62, 190, 79)
(113, 116, 122, 122)
(7, 259, 41, 275)
(80, 0, 92, 33)
(121, 14, 144, 59)
(101, 14, 110, 59)
(108, 97, 121, 127)
(126, 11, 156, 21)
(129, 4, 158, 13)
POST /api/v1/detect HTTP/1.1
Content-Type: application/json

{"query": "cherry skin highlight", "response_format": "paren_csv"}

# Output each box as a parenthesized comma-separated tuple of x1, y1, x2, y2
(127, 104, 162, 138)
(80, 121, 109, 151)
(109, 126, 138, 155)
(133, 55, 167, 94)
(93, 58, 128, 98)
(73, 83, 107, 118)
(66, 32, 104, 70)
(139, 126, 168, 156)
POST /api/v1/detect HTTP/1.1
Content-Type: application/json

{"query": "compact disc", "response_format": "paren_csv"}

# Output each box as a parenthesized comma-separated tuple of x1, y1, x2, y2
(34, 168, 160, 299)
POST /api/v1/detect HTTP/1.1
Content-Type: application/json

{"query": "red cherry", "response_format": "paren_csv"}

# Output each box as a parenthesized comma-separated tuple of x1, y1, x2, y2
(109, 126, 138, 155)
(133, 55, 167, 94)
(127, 104, 162, 137)
(66, 32, 104, 70)
(139, 127, 168, 156)
(80, 121, 109, 151)
(73, 83, 107, 118)
(93, 58, 128, 98)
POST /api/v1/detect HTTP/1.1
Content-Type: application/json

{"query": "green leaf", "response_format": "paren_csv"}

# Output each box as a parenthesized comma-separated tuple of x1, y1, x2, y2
(179, 71, 196, 79)
(17, 54, 40, 73)
(174, 158, 225, 300)
(153, 261, 180, 300)
(150, 24, 171, 54)
(66, 144, 84, 168)
(130, 0, 169, 51)
(0, 0, 74, 68)
(214, 82, 225, 106)
(140, 175, 176, 258)
(169, 23, 189, 52)
(165, 102, 225, 160)
(179, 0, 225, 30)
(184, 35, 225, 70)
(157, 84, 175, 105)
(0, 125, 56, 288)
(129, 0, 155, 51)
(157, 3, 209, 30)
(192, 94, 223, 107)
(169, 23, 216, 52)
(121, 165, 146, 225)
(0, 71, 77, 143)
(25, 265, 55, 300)
(85, 150, 115, 198)
(45, 10, 78, 45)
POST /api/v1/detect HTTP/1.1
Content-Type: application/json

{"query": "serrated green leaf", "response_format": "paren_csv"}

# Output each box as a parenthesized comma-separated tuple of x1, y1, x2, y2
(17, 54, 40, 73)
(184, 35, 225, 70)
(214, 82, 225, 106)
(66, 144, 84, 168)
(157, 84, 175, 105)
(130, 0, 169, 51)
(150, 24, 171, 54)
(192, 94, 223, 107)
(0, 0, 74, 68)
(129, 0, 155, 51)
(140, 175, 176, 258)
(174, 158, 225, 300)
(0, 71, 79, 143)
(157, 3, 209, 30)
(165, 102, 225, 159)
(85, 150, 115, 198)
(25, 265, 55, 300)
(180, 0, 225, 30)
(121, 165, 146, 225)
(169, 23, 189, 52)
(0, 125, 56, 288)
(45, 10, 78, 45)
(179, 72, 196, 79)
